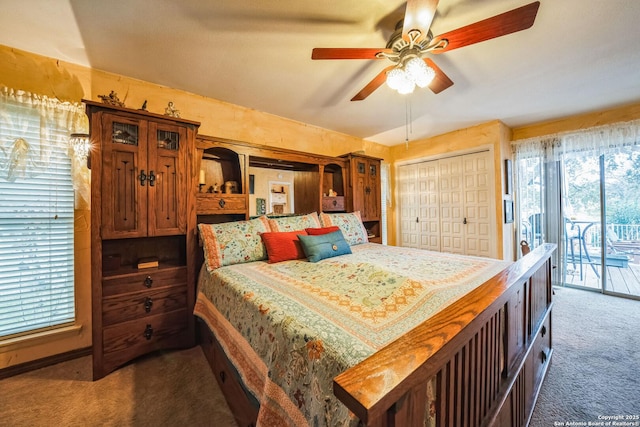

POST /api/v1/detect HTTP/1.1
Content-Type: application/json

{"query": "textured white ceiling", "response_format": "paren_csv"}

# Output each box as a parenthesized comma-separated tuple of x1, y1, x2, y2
(2, 0, 640, 146)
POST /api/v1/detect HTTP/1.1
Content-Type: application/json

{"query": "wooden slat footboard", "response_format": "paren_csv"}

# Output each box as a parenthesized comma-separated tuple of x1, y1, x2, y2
(333, 244, 555, 427)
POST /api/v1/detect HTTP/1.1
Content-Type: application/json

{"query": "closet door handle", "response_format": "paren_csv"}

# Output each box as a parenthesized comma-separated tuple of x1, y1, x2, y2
(463, 218, 467, 224)
(148, 170, 156, 186)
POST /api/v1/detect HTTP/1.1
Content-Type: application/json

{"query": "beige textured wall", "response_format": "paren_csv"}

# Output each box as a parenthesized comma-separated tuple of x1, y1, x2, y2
(512, 101, 640, 140)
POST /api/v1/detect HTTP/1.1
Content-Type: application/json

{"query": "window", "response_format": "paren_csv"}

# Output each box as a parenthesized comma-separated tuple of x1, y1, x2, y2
(0, 88, 85, 339)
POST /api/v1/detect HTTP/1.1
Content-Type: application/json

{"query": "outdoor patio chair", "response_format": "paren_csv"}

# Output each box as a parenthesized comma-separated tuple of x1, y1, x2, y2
(604, 228, 634, 267)
(565, 218, 600, 279)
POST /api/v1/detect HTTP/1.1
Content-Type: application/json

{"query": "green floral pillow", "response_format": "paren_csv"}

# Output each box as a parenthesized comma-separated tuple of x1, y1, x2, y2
(198, 216, 271, 271)
(268, 212, 321, 232)
(319, 211, 369, 246)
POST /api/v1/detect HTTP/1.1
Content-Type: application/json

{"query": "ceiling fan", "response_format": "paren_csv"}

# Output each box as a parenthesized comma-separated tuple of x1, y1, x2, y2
(311, 0, 540, 101)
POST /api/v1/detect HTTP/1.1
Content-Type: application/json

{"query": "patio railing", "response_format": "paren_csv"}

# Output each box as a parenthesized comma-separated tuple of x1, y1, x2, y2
(584, 223, 640, 249)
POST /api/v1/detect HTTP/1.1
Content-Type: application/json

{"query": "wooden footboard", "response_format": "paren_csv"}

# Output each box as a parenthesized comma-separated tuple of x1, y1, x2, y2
(333, 244, 555, 427)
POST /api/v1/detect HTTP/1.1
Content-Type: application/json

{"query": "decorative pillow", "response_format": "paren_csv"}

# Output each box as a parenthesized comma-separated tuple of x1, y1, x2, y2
(305, 226, 340, 235)
(268, 212, 321, 232)
(198, 216, 271, 271)
(297, 230, 352, 262)
(319, 211, 369, 246)
(260, 230, 308, 263)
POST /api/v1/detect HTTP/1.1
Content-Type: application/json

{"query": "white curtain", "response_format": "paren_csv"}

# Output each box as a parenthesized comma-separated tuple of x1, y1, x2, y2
(512, 119, 640, 160)
(0, 86, 89, 208)
(511, 119, 640, 273)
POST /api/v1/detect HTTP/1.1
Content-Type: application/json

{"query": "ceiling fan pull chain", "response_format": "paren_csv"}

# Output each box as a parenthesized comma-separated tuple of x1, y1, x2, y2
(405, 96, 413, 149)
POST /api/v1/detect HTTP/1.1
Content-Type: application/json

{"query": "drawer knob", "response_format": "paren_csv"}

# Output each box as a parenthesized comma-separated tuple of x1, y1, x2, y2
(144, 297, 153, 313)
(218, 198, 226, 208)
(540, 350, 547, 364)
(332, 199, 337, 207)
(143, 324, 153, 340)
(219, 370, 226, 383)
(144, 276, 153, 288)
(541, 325, 547, 337)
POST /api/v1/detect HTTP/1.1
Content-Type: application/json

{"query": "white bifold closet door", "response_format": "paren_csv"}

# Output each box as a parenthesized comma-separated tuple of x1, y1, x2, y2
(399, 150, 495, 258)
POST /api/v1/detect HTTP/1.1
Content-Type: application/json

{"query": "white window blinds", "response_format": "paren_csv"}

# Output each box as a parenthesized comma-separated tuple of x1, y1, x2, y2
(0, 88, 81, 339)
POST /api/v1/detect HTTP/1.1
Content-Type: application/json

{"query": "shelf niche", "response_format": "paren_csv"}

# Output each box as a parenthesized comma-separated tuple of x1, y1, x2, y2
(200, 147, 243, 195)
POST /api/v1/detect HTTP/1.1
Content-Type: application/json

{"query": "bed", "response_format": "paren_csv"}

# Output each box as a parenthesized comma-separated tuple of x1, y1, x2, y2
(193, 212, 555, 427)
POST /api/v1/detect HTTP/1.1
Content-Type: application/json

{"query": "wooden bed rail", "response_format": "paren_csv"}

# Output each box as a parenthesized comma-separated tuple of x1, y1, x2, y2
(333, 244, 556, 427)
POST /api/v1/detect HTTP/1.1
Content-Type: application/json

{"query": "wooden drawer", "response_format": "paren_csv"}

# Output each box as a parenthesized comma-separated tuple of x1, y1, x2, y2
(322, 196, 345, 212)
(102, 309, 189, 373)
(531, 311, 552, 389)
(197, 193, 247, 214)
(102, 285, 187, 326)
(102, 266, 187, 297)
(211, 333, 259, 426)
(198, 320, 258, 427)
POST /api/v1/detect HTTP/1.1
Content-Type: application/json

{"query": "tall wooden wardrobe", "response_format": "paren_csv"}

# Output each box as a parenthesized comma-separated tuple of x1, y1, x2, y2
(86, 100, 200, 380)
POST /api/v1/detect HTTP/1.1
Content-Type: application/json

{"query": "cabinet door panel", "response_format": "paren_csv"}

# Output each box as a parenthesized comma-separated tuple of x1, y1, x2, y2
(365, 160, 379, 220)
(353, 161, 366, 218)
(148, 123, 187, 235)
(101, 116, 148, 239)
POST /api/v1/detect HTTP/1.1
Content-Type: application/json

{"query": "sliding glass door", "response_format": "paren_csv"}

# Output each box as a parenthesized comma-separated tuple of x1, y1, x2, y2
(517, 145, 640, 299)
(562, 154, 603, 290)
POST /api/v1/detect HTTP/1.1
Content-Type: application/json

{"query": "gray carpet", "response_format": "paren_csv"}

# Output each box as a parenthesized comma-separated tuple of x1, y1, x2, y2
(0, 346, 238, 427)
(1, 287, 637, 427)
(530, 287, 640, 426)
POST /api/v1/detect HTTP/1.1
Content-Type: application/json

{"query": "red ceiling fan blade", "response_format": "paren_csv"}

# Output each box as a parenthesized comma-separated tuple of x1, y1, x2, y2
(311, 48, 391, 60)
(424, 58, 453, 94)
(403, 0, 439, 43)
(431, 1, 540, 54)
(351, 65, 395, 101)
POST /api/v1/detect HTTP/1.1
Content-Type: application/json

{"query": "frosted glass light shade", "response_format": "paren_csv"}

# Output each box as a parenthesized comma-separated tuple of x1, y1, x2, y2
(386, 57, 435, 95)
(405, 57, 435, 88)
(386, 68, 405, 90)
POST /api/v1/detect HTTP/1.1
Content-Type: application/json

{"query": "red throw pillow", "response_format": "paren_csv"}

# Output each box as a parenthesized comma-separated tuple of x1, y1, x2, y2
(260, 230, 308, 263)
(305, 226, 340, 235)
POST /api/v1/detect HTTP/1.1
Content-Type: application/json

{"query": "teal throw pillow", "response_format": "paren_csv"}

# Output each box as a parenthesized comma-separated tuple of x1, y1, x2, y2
(297, 230, 352, 262)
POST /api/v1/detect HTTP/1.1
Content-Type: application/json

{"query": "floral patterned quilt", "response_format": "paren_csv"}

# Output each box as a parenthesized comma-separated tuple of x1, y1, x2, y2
(194, 243, 511, 426)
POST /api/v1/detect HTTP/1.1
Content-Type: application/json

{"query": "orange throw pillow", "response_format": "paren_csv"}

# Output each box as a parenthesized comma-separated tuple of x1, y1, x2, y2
(305, 226, 340, 235)
(260, 230, 308, 263)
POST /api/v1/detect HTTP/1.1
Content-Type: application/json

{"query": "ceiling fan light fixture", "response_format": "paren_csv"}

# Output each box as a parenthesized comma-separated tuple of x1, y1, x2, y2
(405, 56, 435, 88)
(386, 67, 406, 90)
(396, 76, 416, 95)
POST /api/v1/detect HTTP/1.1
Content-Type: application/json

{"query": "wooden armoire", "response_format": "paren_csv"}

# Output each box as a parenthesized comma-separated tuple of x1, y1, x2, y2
(86, 100, 200, 380)
(342, 153, 383, 243)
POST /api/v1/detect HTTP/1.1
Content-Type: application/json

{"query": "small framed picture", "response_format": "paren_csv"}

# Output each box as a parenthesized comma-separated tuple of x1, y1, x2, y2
(504, 200, 514, 224)
(505, 159, 513, 195)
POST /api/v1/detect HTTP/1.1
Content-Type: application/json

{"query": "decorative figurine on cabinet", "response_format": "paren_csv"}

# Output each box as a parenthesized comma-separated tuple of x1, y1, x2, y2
(164, 101, 180, 118)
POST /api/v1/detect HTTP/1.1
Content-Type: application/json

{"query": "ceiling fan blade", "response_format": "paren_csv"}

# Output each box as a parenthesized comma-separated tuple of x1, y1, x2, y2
(311, 48, 391, 60)
(403, 0, 439, 43)
(351, 65, 395, 101)
(424, 58, 453, 94)
(431, 1, 540, 54)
